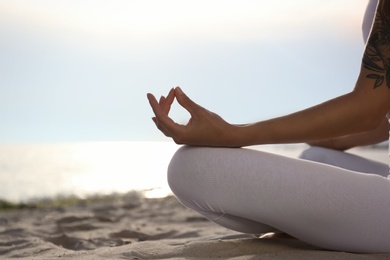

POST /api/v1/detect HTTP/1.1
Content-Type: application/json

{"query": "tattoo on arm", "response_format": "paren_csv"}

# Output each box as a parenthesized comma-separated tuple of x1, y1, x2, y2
(363, 0, 390, 89)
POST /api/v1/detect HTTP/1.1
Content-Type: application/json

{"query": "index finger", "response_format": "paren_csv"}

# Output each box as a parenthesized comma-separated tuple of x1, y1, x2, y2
(147, 93, 181, 133)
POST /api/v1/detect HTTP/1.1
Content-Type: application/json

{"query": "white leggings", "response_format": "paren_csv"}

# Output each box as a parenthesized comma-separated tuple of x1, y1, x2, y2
(167, 1, 390, 253)
(363, 0, 379, 43)
(168, 146, 390, 253)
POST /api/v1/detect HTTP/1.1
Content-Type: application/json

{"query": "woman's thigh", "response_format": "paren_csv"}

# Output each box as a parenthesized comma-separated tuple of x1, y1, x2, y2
(168, 146, 390, 253)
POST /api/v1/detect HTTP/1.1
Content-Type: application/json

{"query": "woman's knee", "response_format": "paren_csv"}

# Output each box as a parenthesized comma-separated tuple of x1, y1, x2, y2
(167, 146, 188, 192)
(167, 145, 217, 211)
(299, 146, 388, 175)
(167, 146, 203, 197)
(299, 146, 331, 163)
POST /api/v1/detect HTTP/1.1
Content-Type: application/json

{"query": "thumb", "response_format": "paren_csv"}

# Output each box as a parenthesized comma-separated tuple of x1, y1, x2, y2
(174, 87, 200, 116)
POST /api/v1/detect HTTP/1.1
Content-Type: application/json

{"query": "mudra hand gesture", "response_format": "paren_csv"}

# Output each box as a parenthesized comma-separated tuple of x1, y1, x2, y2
(147, 87, 237, 147)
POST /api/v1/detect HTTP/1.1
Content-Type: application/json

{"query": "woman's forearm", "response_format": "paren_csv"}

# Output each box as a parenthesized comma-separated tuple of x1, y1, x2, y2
(307, 116, 389, 151)
(232, 84, 388, 147)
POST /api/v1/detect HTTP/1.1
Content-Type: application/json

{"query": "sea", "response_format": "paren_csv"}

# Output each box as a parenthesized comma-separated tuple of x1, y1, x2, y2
(0, 141, 388, 203)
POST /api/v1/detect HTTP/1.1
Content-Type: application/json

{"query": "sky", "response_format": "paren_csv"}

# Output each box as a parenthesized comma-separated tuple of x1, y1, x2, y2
(0, 0, 369, 143)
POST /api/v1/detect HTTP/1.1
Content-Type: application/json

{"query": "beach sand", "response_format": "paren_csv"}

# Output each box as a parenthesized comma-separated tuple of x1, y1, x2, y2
(1, 193, 390, 259)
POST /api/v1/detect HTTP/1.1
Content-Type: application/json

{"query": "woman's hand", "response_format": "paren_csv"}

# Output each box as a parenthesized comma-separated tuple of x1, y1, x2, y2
(147, 87, 238, 147)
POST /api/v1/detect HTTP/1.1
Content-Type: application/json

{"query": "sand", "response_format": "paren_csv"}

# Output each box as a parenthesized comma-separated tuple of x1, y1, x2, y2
(1, 194, 390, 260)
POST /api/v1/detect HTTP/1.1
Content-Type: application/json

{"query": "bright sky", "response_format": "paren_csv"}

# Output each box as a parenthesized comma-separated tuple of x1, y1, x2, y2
(0, 0, 368, 143)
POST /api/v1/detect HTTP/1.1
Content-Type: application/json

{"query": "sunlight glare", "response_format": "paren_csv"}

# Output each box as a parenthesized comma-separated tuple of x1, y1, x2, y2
(67, 141, 177, 198)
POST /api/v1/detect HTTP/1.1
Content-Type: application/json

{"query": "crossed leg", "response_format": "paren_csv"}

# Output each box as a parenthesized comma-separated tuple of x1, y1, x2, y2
(168, 146, 390, 253)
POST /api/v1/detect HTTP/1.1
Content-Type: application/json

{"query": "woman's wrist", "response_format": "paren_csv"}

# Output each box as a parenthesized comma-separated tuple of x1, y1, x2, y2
(230, 122, 270, 147)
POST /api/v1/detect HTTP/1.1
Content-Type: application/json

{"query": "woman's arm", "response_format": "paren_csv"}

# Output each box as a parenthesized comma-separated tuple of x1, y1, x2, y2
(307, 116, 389, 151)
(147, 0, 390, 147)
(233, 82, 389, 147)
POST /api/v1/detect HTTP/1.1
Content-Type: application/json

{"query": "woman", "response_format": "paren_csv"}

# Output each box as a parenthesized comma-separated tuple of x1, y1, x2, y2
(147, 0, 390, 253)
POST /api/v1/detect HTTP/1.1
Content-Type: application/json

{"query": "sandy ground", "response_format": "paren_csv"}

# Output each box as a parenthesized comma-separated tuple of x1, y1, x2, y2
(0, 194, 389, 260)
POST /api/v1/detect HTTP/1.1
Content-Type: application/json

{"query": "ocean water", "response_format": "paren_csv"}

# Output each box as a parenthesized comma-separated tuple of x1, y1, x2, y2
(0, 142, 388, 203)
(0, 141, 179, 203)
